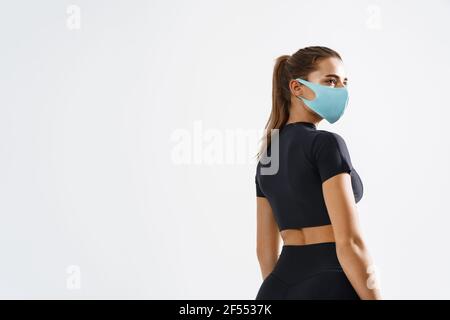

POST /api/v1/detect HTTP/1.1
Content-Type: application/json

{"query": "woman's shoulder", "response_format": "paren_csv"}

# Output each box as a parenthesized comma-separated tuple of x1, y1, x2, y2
(310, 129, 352, 161)
(312, 129, 348, 147)
(314, 128, 346, 140)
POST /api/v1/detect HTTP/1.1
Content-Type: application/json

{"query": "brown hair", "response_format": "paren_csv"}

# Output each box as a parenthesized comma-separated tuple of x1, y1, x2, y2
(256, 46, 342, 161)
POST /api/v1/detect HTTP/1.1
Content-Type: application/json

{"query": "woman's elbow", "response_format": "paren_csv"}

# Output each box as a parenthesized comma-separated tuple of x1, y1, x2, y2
(256, 246, 278, 265)
(256, 246, 269, 263)
(335, 235, 367, 252)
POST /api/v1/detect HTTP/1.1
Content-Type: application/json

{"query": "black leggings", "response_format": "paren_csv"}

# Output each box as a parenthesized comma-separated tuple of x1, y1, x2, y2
(255, 242, 360, 300)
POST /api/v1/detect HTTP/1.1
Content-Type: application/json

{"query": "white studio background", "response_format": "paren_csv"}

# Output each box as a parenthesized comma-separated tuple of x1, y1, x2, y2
(0, 0, 449, 299)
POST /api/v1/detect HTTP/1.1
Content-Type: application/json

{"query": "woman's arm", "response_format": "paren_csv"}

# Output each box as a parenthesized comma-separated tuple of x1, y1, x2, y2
(256, 196, 280, 280)
(322, 172, 382, 300)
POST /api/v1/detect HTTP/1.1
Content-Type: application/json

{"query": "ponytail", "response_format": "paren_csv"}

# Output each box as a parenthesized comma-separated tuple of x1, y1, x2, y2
(256, 55, 291, 161)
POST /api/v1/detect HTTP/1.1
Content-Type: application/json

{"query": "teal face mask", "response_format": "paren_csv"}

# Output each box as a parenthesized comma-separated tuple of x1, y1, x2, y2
(295, 78, 349, 124)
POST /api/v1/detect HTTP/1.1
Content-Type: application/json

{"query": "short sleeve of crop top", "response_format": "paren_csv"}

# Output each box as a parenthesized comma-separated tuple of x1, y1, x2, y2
(312, 131, 353, 183)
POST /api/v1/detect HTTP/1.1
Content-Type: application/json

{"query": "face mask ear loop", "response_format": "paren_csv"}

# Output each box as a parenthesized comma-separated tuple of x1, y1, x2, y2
(295, 78, 315, 102)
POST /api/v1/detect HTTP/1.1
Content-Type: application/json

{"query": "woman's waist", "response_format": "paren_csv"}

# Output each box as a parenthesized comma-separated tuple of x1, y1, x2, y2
(272, 242, 342, 283)
(280, 224, 335, 246)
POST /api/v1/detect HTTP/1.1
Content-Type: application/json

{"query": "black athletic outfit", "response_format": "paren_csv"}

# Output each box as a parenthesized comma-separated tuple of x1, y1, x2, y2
(255, 121, 363, 300)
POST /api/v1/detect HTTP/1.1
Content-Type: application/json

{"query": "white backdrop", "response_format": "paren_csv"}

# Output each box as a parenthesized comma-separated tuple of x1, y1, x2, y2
(1, 0, 449, 299)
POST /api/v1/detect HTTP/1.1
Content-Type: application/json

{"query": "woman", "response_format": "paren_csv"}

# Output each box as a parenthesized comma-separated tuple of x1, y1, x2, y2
(255, 46, 381, 300)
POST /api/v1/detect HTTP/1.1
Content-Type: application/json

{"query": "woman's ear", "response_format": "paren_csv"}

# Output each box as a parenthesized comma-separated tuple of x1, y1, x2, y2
(292, 79, 316, 101)
(289, 79, 304, 97)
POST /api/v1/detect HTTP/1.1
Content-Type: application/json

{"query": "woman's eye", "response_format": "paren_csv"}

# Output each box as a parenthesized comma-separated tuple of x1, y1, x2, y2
(326, 79, 337, 86)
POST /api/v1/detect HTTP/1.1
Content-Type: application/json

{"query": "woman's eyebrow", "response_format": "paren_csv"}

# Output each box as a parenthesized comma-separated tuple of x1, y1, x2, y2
(324, 74, 348, 81)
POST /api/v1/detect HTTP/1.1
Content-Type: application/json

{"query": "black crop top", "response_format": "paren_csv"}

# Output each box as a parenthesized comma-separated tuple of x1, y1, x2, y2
(255, 121, 363, 231)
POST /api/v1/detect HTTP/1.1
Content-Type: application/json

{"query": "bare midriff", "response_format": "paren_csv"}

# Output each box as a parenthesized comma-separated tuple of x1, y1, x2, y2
(280, 224, 335, 245)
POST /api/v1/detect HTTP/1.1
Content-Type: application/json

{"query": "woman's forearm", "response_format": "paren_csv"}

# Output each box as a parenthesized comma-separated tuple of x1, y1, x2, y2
(336, 239, 382, 300)
(257, 253, 278, 280)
